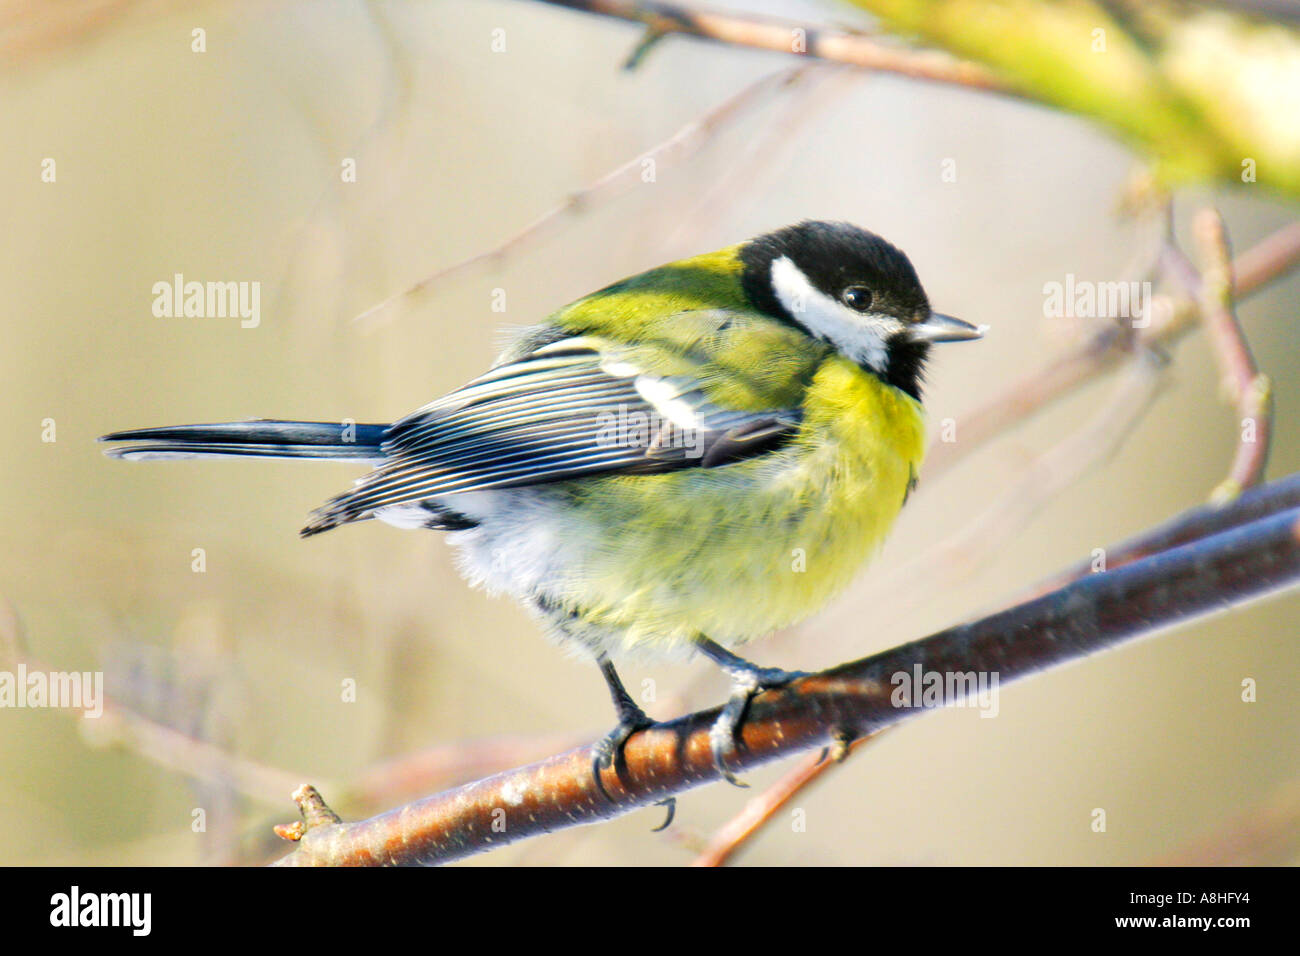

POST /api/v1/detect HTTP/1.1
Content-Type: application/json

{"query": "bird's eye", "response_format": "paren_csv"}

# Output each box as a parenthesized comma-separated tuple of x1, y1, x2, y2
(842, 286, 873, 312)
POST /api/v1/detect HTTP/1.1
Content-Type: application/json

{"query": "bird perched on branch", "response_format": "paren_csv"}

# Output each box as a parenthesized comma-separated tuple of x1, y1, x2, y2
(102, 221, 983, 791)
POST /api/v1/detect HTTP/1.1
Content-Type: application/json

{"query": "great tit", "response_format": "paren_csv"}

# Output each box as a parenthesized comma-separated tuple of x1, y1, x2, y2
(102, 220, 983, 788)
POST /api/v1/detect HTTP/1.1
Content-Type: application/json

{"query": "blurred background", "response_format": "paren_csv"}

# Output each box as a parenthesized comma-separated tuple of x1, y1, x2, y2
(1, 0, 1297, 865)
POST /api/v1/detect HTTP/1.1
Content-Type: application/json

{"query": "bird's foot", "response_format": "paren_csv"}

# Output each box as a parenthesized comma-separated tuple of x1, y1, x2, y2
(591, 706, 656, 803)
(709, 664, 806, 787)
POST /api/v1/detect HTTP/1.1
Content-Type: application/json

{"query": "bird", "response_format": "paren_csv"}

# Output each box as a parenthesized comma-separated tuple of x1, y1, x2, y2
(101, 220, 984, 791)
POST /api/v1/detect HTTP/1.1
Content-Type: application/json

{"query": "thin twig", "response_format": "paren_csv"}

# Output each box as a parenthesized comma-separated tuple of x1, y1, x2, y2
(659, 64, 860, 254)
(924, 220, 1300, 481)
(83, 698, 305, 804)
(272, 493, 1300, 866)
(0, 629, 306, 806)
(351, 66, 806, 329)
(529, 0, 1008, 93)
(8, 611, 574, 813)
(1234, 221, 1300, 292)
(691, 733, 877, 867)
(1194, 207, 1274, 503)
(703, 211, 1285, 849)
(1020, 470, 1300, 601)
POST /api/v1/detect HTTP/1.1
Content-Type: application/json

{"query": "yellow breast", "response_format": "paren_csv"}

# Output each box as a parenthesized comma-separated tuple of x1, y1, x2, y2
(548, 356, 927, 658)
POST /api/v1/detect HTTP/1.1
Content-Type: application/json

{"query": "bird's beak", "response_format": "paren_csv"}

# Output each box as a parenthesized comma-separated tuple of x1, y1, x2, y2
(910, 312, 987, 344)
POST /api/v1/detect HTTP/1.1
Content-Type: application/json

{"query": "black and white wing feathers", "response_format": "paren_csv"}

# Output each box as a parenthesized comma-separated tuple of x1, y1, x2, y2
(301, 339, 799, 535)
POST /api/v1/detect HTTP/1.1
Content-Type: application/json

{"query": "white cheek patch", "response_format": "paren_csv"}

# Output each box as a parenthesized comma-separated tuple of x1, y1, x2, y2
(770, 255, 903, 373)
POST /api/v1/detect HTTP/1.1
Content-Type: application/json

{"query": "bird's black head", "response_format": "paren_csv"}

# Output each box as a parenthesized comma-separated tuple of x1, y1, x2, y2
(739, 221, 981, 400)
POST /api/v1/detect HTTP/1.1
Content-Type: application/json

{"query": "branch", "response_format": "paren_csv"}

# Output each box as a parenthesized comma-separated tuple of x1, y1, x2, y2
(1235, 221, 1300, 292)
(690, 733, 878, 867)
(1022, 469, 1300, 601)
(698, 256, 1276, 857)
(272, 486, 1300, 866)
(351, 66, 806, 329)
(528, 0, 1008, 93)
(0, 624, 304, 807)
(658, 65, 859, 254)
(893, 210, 1276, 619)
(1194, 208, 1274, 503)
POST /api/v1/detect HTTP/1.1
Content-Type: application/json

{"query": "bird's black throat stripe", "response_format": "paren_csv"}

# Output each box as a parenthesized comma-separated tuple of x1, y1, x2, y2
(879, 335, 930, 402)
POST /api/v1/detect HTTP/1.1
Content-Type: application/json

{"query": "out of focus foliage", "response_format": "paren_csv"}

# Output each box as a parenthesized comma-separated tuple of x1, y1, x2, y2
(853, 0, 1300, 198)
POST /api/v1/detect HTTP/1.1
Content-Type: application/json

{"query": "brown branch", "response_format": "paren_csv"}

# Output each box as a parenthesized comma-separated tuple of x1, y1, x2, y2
(1234, 221, 1300, 292)
(530, 0, 1008, 93)
(272, 489, 1300, 866)
(691, 732, 878, 867)
(1194, 208, 1274, 503)
(693, 212, 1284, 848)
(1021, 469, 1300, 601)
(696, 345, 1230, 863)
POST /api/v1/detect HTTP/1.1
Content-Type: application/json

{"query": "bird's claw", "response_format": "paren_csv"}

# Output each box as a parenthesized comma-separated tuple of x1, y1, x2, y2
(709, 666, 806, 787)
(650, 797, 677, 832)
(591, 711, 656, 803)
(592, 724, 677, 832)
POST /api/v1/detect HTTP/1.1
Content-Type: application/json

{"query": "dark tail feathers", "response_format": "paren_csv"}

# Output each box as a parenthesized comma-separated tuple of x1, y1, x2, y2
(100, 420, 388, 461)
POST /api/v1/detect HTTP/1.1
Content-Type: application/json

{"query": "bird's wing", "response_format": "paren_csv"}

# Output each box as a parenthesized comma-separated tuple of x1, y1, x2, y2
(302, 333, 802, 533)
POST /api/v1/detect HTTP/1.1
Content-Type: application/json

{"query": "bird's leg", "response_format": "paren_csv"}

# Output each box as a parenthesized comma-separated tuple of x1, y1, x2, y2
(591, 656, 656, 801)
(693, 635, 807, 787)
